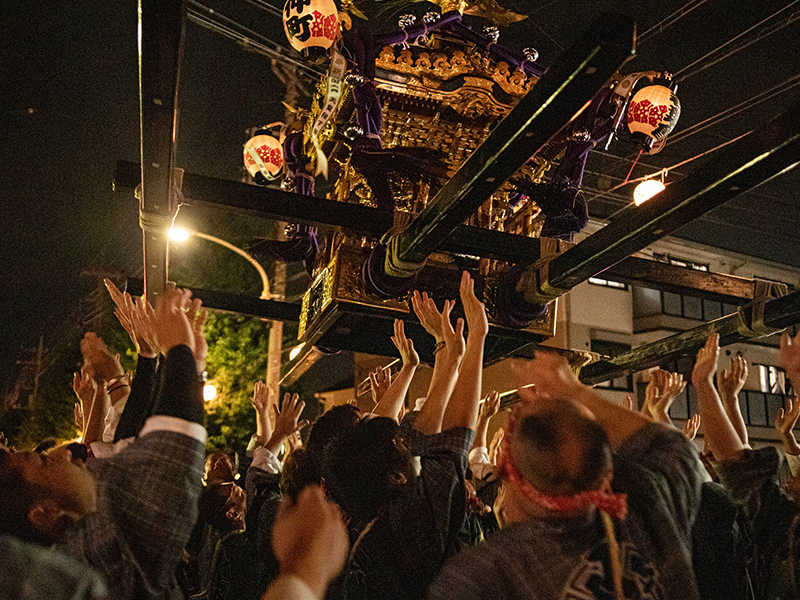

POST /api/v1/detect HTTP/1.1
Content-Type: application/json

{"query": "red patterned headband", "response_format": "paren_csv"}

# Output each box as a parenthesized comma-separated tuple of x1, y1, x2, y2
(498, 402, 628, 520)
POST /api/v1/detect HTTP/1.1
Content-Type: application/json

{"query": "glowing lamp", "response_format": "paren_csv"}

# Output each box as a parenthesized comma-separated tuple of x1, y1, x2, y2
(627, 81, 681, 149)
(243, 133, 284, 184)
(634, 179, 665, 206)
(169, 227, 190, 242)
(289, 345, 303, 360)
(203, 383, 218, 402)
(282, 0, 339, 52)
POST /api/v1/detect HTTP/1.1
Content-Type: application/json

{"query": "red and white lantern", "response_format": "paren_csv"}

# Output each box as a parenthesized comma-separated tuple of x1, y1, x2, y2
(626, 83, 681, 146)
(243, 134, 284, 182)
(282, 0, 339, 52)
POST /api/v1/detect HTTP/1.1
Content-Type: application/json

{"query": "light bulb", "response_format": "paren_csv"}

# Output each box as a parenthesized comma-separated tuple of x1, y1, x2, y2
(169, 227, 190, 242)
(203, 383, 217, 402)
(289, 345, 303, 361)
(633, 180, 665, 206)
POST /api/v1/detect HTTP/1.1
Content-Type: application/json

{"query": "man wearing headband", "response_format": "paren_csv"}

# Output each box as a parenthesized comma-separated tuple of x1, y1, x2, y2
(429, 351, 705, 600)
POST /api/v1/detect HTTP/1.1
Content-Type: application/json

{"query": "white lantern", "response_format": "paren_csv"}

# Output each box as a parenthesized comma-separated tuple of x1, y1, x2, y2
(633, 179, 665, 206)
(627, 83, 681, 146)
(243, 134, 284, 182)
(283, 0, 339, 52)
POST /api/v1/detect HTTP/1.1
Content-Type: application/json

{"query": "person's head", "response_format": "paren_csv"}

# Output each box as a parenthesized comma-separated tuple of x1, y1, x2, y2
(0, 446, 97, 544)
(199, 481, 247, 532)
(510, 397, 612, 497)
(306, 404, 362, 456)
(204, 451, 235, 485)
(323, 416, 415, 521)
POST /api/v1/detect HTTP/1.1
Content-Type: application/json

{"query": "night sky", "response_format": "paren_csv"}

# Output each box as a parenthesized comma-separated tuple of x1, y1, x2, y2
(2, 0, 800, 389)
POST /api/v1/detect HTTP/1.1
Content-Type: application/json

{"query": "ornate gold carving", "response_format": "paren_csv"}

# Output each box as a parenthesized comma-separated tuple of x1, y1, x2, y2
(376, 46, 535, 98)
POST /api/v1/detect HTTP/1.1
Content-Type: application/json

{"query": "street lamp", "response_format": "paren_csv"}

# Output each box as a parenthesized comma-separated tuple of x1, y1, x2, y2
(168, 225, 284, 394)
(168, 227, 272, 299)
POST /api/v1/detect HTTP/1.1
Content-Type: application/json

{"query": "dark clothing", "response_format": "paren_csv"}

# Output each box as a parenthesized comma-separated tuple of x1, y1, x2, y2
(115, 355, 158, 441)
(716, 447, 800, 600)
(331, 424, 474, 600)
(691, 481, 755, 600)
(246, 463, 284, 594)
(429, 424, 705, 600)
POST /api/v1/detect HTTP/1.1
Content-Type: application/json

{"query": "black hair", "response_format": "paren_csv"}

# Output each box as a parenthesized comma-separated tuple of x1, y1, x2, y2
(323, 417, 407, 520)
(514, 408, 612, 495)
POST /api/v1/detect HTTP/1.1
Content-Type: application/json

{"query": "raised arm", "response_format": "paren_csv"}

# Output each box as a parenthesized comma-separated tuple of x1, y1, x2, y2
(642, 369, 686, 428)
(774, 396, 800, 457)
(372, 319, 419, 421)
(473, 390, 500, 451)
(718, 355, 749, 446)
(410, 292, 464, 435)
(251, 380, 275, 447)
(521, 351, 651, 450)
(443, 272, 489, 431)
(692, 333, 745, 462)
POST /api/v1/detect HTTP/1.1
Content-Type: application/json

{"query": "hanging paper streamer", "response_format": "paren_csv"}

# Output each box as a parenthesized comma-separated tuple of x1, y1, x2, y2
(310, 45, 347, 178)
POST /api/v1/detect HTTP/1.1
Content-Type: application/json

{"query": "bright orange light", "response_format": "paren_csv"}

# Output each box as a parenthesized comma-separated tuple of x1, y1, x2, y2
(203, 384, 217, 402)
(169, 227, 190, 242)
(633, 180, 665, 205)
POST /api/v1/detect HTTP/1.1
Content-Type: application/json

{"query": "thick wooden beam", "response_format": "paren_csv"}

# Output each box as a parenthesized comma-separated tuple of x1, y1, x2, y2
(390, 13, 636, 272)
(125, 278, 301, 322)
(579, 289, 800, 385)
(138, 0, 185, 298)
(546, 100, 800, 292)
(603, 257, 756, 303)
(115, 160, 544, 264)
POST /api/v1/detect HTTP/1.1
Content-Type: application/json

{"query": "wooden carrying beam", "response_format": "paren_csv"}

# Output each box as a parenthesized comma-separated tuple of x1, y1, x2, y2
(115, 160, 545, 265)
(544, 99, 800, 293)
(385, 12, 636, 276)
(138, 0, 185, 298)
(579, 289, 800, 385)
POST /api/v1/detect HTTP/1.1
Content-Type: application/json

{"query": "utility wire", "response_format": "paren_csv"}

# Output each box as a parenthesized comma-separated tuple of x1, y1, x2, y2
(638, 0, 713, 45)
(242, 0, 284, 19)
(668, 72, 800, 146)
(675, 0, 800, 81)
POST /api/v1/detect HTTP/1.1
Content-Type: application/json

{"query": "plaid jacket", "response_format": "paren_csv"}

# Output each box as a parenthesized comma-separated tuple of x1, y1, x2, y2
(59, 427, 206, 599)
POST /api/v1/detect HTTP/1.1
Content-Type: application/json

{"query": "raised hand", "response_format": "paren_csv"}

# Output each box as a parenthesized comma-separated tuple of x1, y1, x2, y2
(391, 319, 419, 369)
(518, 351, 583, 401)
(439, 299, 466, 362)
(646, 370, 686, 426)
(622, 394, 635, 412)
(267, 393, 308, 455)
(152, 288, 195, 355)
(186, 298, 209, 370)
(775, 396, 800, 456)
(369, 367, 392, 406)
(411, 290, 444, 343)
(719, 355, 748, 400)
(780, 330, 800, 385)
(251, 381, 275, 446)
(80, 332, 124, 383)
(488, 426, 504, 466)
(479, 390, 500, 421)
(692, 333, 720, 386)
(271, 486, 349, 599)
(682, 414, 701, 440)
(73, 367, 97, 406)
(459, 271, 489, 339)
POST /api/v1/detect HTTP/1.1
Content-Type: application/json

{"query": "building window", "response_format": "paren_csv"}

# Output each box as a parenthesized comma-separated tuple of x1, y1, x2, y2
(588, 277, 628, 290)
(591, 340, 633, 391)
(659, 291, 738, 321)
(755, 363, 788, 394)
(653, 253, 709, 272)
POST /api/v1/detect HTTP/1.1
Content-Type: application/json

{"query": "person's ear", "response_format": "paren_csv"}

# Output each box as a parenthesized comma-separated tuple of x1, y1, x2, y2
(28, 501, 70, 541)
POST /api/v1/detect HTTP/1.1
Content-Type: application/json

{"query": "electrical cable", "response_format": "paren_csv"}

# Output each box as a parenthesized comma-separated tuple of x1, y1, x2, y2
(242, 0, 284, 19)
(675, 0, 800, 81)
(638, 0, 713, 45)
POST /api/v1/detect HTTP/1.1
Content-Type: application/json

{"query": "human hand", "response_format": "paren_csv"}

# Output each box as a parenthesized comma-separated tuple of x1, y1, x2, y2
(479, 390, 500, 421)
(411, 290, 444, 343)
(488, 426, 504, 465)
(286, 430, 303, 454)
(719, 355, 748, 401)
(73, 367, 97, 406)
(74, 402, 85, 432)
(439, 299, 466, 362)
(459, 271, 489, 339)
(80, 332, 124, 383)
(682, 414, 701, 440)
(270, 393, 308, 447)
(622, 394, 635, 412)
(517, 351, 584, 401)
(152, 288, 195, 355)
(775, 397, 800, 455)
(251, 380, 275, 443)
(781, 329, 800, 385)
(692, 333, 720, 386)
(272, 486, 349, 599)
(391, 319, 419, 369)
(369, 367, 392, 406)
(645, 369, 686, 424)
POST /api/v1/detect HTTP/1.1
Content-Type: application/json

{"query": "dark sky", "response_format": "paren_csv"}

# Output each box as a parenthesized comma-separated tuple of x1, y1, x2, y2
(2, 0, 799, 387)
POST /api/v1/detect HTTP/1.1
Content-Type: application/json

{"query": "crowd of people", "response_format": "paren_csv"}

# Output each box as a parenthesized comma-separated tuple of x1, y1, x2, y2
(3, 272, 800, 600)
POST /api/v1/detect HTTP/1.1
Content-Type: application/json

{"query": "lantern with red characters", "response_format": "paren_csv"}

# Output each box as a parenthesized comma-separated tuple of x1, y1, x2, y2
(283, 0, 339, 52)
(244, 130, 284, 185)
(626, 74, 681, 151)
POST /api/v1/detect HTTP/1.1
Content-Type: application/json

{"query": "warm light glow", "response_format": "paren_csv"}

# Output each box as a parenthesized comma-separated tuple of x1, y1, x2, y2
(243, 134, 284, 180)
(203, 384, 217, 402)
(169, 227, 191, 242)
(283, 0, 339, 51)
(289, 345, 303, 361)
(634, 179, 666, 205)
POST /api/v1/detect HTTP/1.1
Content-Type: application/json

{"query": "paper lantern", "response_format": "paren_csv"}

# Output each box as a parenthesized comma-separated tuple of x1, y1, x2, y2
(627, 83, 681, 147)
(283, 0, 338, 52)
(633, 179, 665, 206)
(243, 134, 284, 184)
